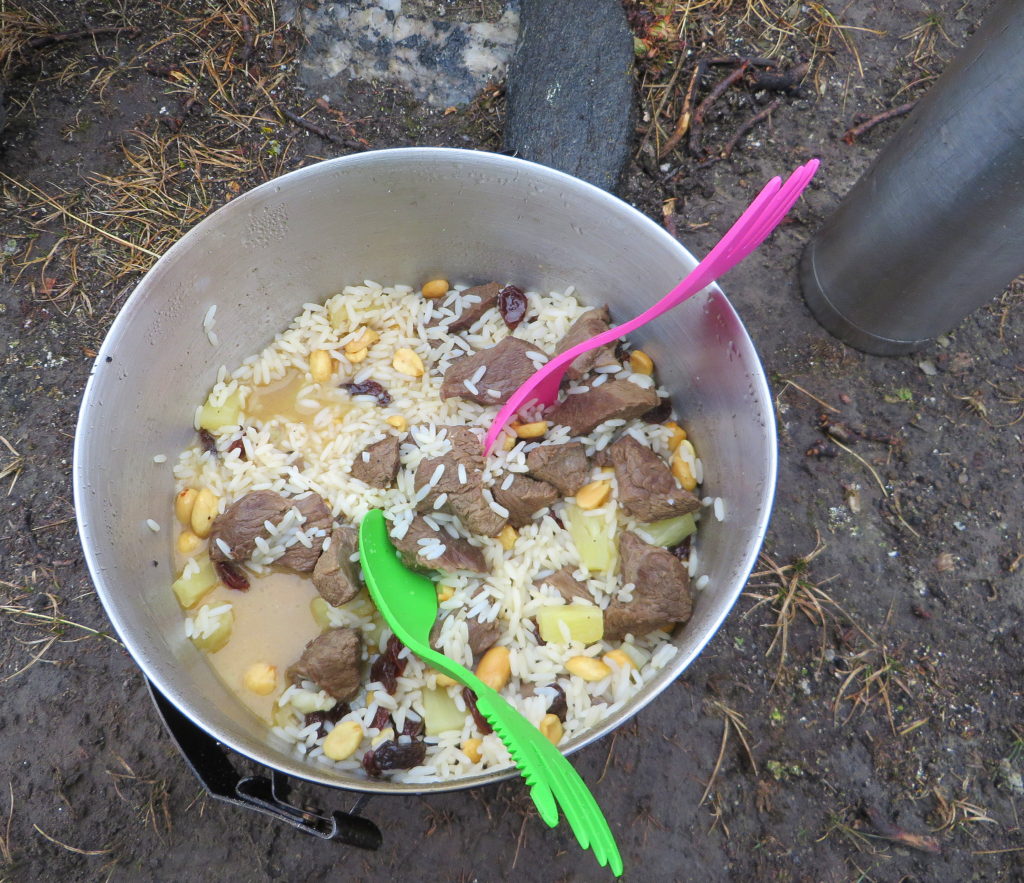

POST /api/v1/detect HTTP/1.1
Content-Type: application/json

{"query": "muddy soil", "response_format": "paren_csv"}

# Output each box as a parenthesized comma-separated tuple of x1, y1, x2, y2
(2, 1, 1022, 881)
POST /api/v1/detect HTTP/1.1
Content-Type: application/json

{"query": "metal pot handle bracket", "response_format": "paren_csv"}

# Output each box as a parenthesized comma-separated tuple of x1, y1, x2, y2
(146, 679, 383, 849)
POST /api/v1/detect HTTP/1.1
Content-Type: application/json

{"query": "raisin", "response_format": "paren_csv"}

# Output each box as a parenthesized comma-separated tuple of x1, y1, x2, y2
(545, 684, 568, 722)
(668, 537, 691, 562)
(362, 739, 427, 777)
(198, 428, 218, 456)
(497, 284, 527, 330)
(341, 380, 392, 407)
(401, 715, 424, 739)
(214, 560, 250, 591)
(370, 634, 408, 695)
(461, 687, 493, 735)
(641, 398, 672, 424)
(370, 706, 392, 732)
(226, 437, 247, 460)
(304, 702, 351, 738)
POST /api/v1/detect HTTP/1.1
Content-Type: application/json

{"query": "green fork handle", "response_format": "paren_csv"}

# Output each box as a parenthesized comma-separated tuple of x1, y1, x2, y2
(414, 643, 623, 876)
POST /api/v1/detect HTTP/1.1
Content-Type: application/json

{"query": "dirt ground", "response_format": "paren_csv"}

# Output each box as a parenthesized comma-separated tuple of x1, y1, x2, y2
(2, 1, 1023, 880)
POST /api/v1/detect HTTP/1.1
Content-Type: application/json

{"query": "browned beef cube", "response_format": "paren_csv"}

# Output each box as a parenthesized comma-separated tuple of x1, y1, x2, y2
(351, 435, 401, 488)
(277, 492, 333, 572)
(414, 426, 507, 537)
(554, 306, 619, 381)
(525, 442, 590, 496)
(440, 337, 545, 406)
(534, 567, 591, 603)
(603, 531, 692, 640)
(547, 380, 659, 437)
(391, 515, 488, 574)
(312, 526, 361, 607)
(467, 617, 502, 657)
(492, 473, 559, 528)
(287, 627, 363, 701)
(603, 435, 699, 522)
(434, 282, 502, 333)
(209, 490, 291, 563)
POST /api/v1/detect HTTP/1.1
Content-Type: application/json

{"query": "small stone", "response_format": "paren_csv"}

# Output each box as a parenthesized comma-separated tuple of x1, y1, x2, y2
(504, 0, 634, 191)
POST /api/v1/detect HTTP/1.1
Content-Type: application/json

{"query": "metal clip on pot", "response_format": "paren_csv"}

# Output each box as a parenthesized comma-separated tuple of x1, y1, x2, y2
(147, 680, 383, 849)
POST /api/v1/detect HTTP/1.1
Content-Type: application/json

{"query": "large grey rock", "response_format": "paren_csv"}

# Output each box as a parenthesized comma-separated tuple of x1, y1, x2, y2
(504, 0, 634, 191)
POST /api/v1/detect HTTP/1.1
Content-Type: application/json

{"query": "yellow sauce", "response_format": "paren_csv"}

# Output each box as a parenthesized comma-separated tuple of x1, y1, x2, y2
(244, 369, 313, 426)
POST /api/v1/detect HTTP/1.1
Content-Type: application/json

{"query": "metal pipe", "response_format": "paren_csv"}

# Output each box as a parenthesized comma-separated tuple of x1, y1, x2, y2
(800, 0, 1024, 355)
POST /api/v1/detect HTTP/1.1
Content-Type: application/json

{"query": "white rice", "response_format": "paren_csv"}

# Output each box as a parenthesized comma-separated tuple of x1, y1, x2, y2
(172, 279, 705, 783)
(203, 304, 219, 347)
(146, 518, 161, 533)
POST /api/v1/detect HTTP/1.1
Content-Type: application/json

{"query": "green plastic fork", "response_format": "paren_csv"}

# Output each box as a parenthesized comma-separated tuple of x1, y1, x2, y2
(358, 509, 623, 877)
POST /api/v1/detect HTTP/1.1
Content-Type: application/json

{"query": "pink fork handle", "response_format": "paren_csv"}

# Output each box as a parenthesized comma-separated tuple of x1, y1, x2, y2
(484, 160, 819, 453)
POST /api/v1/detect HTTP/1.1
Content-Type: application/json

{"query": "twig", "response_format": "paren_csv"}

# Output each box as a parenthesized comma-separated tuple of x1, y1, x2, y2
(747, 62, 809, 93)
(239, 14, 255, 63)
(863, 807, 942, 854)
(280, 108, 362, 150)
(596, 731, 618, 785)
(842, 101, 917, 144)
(721, 98, 782, 159)
(689, 63, 748, 157)
(775, 379, 841, 413)
(27, 26, 138, 50)
(830, 436, 889, 498)
(659, 61, 705, 159)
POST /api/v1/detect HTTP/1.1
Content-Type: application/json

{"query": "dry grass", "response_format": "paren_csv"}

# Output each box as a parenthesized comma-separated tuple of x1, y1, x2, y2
(629, 0, 885, 161)
(929, 781, 997, 835)
(700, 698, 758, 818)
(106, 757, 172, 837)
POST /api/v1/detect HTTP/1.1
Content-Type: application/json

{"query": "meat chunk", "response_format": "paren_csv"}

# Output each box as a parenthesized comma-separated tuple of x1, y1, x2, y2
(492, 473, 559, 528)
(434, 282, 501, 333)
(604, 531, 692, 640)
(602, 435, 699, 521)
(209, 489, 331, 572)
(312, 526, 361, 607)
(525, 442, 590, 496)
(535, 567, 591, 603)
(555, 306, 619, 381)
(440, 337, 544, 406)
(391, 515, 488, 574)
(547, 380, 660, 437)
(467, 617, 502, 657)
(287, 627, 363, 701)
(414, 426, 507, 536)
(351, 435, 401, 488)
(277, 492, 333, 572)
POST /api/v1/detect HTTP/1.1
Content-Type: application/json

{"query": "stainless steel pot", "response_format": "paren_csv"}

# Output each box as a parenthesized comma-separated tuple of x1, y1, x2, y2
(74, 148, 775, 811)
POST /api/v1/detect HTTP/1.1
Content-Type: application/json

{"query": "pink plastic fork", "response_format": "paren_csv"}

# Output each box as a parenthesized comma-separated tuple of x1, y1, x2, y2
(483, 159, 820, 454)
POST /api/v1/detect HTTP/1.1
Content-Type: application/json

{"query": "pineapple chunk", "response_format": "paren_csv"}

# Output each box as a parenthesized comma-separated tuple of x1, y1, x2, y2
(172, 555, 219, 608)
(563, 502, 617, 573)
(420, 686, 467, 736)
(189, 605, 234, 652)
(537, 605, 604, 644)
(197, 390, 242, 431)
(640, 513, 697, 547)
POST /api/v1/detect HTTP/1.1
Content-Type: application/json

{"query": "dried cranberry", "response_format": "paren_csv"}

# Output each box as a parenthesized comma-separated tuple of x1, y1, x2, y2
(304, 702, 351, 738)
(341, 380, 392, 407)
(641, 398, 672, 424)
(370, 634, 408, 694)
(225, 437, 247, 460)
(370, 706, 392, 732)
(214, 560, 250, 591)
(497, 284, 528, 330)
(462, 687, 493, 735)
(362, 739, 427, 777)
(198, 428, 218, 455)
(545, 684, 568, 722)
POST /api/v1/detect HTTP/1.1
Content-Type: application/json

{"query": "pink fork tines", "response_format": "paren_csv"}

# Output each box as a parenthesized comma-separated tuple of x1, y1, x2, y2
(483, 159, 820, 454)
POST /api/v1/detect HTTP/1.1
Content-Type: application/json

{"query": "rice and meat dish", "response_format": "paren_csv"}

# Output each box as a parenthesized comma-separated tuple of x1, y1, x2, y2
(169, 279, 709, 783)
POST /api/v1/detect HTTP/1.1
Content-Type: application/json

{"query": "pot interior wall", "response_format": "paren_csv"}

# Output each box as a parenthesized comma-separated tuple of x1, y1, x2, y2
(74, 149, 775, 793)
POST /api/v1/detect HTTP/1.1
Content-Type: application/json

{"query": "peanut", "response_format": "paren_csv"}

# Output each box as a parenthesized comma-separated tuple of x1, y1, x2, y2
(501, 433, 516, 452)
(539, 713, 564, 745)
(514, 421, 548, 439)
(603, 648, 636, 670)
(462, 737, 483, 763)
(671, 452, 697, 491)
(190, 488, 220, 539)
(243, 662, 277, 695)
(176, 529, 204, 557)
(392, 347, 425, 377)
(371, 726, 395, 747)
(322, 720, 363, 761)
(421, 278, 450, 299)
(309, 349, 334, 383)
(575, 479, 612, 511)
(175, 488, 197, 524)
(475, 645, 511, 692)
(344, 327, 380, 355)
(344, 347, 368, 364)
(629, 349, 655, 375)
(435, 672, 459, 688)
(436, 584, 455, 603)
(664, 420, 687, 450)
(386, 415, 409, 432)
(496, 525, 518, 551)
(565, 655, 612, 682)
